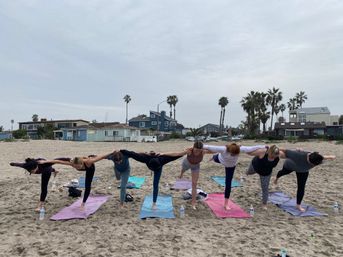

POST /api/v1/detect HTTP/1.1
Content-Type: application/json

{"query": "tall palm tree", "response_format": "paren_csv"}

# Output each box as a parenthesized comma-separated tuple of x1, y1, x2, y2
(279, 104, 286, 119)
(218, 97, 229, 133)
(166, 96, 173, 118)
(259, 112, 270, 133)
(241, 91, 259, 135)
(11, 119, 14, 131)
(170, 95, 178, 120)
(295, 91, 307, 108)
(266, 87, 283, 130)
(287, 97, 298, 111)
(123, 95, 131, 124)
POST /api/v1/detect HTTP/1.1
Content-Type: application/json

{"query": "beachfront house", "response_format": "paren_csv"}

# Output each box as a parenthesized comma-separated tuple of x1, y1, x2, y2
(289, 107, 339, 125)
(18, 119, 90, 139)
(0, 131, 12, 140)
(129, 111, 178, 132)
(61, 123, 141, 142)
(274, 121, 326, 137)
(199, 123, 220, 135)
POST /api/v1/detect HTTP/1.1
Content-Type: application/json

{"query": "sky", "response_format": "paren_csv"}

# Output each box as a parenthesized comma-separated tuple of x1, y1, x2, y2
(0, 0, 342, 130)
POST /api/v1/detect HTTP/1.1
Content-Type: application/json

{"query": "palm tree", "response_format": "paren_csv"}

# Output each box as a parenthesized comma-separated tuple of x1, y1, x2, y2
(166, 96, 173, 118)
(32, 114, 39, 122)
(123, 95, 131, 124)
(295, 91, 307, 108)
(241, 91, 259, 135)
(266, 87, 283, 130)
(218, 97, 229, 133)
(11, 119, 14, 131)
(259, 112, 270, 133)
(170, 95, 178, 120)
(287, 97, 298, 111)
(279, 104, 286, 119)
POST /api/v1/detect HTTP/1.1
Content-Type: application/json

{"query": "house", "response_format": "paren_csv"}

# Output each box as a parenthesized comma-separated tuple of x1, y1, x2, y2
(0, 131, 12, 140)
(129, 111, 178, 132)
(61, 123, 141, 142)
(18, 119, 90, 139)
(289, 107, 338, 125)
(326, 125, 343, 138)
(199, 123, 220, 135)
(274, 122, 326, 137)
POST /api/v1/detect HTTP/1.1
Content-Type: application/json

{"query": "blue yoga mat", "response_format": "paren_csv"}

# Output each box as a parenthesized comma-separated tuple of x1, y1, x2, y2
(78, 176, 99, 188)
(118, 176, 145, 189)
(139, 194, 175, 219)
(269, 191, 327, 217)
(211, 176, 241, 188)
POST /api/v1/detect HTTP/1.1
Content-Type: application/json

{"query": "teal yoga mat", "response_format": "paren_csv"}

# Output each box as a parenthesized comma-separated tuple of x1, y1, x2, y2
(139, 194, 175, 219)
(211, 176, 241, 187)
(118, 176, 146, 189)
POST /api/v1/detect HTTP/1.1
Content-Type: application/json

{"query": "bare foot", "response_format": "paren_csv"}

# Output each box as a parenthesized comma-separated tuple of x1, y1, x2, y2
(273, 178, 278, 185)
(224, 205, 231, 211)
(192, 205, 197, 210)
(262, 205, 268, 210)
(151, 203, 157, 210)
(80, 203, 85, 211)
(35, 207, 41, 212)
(296, 205, 305, 212)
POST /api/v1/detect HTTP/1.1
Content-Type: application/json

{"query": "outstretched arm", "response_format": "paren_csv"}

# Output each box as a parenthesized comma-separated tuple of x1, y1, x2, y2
(323, 155, 336, 160)
(247, 148, 266, 158)
(240, 145, 266, 153)
(160, 148, 189, 157)
(38, 159, 73, 166)
(85, 152, 113, 165)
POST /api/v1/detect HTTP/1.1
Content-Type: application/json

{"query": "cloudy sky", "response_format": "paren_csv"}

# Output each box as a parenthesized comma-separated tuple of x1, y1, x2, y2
(1, 0, 342, 130)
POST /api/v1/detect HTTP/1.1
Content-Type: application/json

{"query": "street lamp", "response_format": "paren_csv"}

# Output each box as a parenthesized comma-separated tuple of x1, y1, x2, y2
(157, 100, 167, 132)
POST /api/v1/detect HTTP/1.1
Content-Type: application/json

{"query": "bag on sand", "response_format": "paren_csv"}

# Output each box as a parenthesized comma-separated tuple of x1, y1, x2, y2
(68, 187, 82, 197)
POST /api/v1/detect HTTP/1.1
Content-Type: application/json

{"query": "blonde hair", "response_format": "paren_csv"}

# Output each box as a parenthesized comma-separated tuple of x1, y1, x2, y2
(71, 157, 84, 166)
(267, 145, 279, 157)
(226, 143, 240, 155)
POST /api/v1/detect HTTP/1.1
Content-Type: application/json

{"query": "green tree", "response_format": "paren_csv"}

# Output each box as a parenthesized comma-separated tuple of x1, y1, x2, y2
(295, 91, 307, 108)
(123, 95, 131, 124)
(266, 87, 283, 130)
(287, 97, 298, 111)
(37, 124, 54, 139)
(32, 114, 39, 122)
(12, 129, 27, 139)
(0, 126, 3, 132)
(241, 91, 260, 135)
(170, 95, 178, 120)
(339, 115, 343, 125)
(218, 97, 229, 133)
(279, 104, 286, 119)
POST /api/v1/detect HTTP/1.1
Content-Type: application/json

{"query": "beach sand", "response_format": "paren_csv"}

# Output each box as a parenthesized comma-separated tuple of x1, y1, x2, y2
(0, 139, 342, 257)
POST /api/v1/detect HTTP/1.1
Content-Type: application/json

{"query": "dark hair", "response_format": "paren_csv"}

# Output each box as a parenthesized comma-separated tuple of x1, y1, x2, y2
(147, 158, 161, 171)
(309, 152, 323, 166)
(193, 141, 203, 149)
(24, 158, 38, 173)
(113, 152, 123, 162)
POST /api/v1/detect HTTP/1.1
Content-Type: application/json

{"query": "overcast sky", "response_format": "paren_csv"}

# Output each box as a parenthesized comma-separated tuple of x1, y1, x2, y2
(1, 0, 342, 130)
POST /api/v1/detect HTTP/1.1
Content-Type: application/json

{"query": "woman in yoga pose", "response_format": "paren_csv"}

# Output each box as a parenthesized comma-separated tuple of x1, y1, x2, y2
(9, 157, 69, 211)
(119, 149, 188, 209)
(179, 141, 212, 210)
(246, 145, 280, 209)
(203, 143, 266, 210)
(274, 148, 336, 212)
(40, 153, 112, 210)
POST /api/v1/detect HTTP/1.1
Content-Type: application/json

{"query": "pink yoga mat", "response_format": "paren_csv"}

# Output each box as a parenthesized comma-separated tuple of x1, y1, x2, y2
(205, 193, 251, 218)
(50, 195, 110, 220)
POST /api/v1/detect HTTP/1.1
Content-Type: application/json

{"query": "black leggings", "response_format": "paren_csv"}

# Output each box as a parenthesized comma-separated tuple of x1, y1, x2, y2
(224, 166, 236, 199)
(40, 169, 52, 202)
(276, 167, 309, 205)
(83, 165, 95, 203)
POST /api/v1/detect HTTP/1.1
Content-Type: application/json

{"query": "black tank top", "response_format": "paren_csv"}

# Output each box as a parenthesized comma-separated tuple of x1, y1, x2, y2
(252, 153, 279, 176)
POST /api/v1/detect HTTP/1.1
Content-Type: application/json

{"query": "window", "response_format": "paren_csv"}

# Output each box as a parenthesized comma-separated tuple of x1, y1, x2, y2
(139, 122, 145, 128)
(105, 130, 108, 136)
(113, 131, 119, 136)
(164, 121, 169, 127)
(151, 121, 157, 125)
(151, 114, 155, 118)
(290, 114, 297, 119)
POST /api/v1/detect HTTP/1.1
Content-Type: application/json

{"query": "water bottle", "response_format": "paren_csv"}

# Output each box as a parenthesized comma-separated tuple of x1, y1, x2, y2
(333, 201, 339, 213)
(249, 204, 254, 217)
(179, 205, 185, 218)
(39, 207, 45, 221)
(280, 248, 287, 257)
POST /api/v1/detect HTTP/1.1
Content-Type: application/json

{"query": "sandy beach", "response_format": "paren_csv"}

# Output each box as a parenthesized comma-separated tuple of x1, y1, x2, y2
(0, 139, 342, 257)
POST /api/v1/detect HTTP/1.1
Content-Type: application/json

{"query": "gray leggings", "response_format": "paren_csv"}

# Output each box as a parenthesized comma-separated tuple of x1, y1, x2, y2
(260, 174, 272, 204)
(247, 162, 271, 204)
(115, 168, 130, 203)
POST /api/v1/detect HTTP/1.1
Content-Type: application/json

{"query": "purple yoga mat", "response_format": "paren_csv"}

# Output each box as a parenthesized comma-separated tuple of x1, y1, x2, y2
(205, 193, 251, 218)
(50, 195, 110, 220)
(171, 179, 192, 190)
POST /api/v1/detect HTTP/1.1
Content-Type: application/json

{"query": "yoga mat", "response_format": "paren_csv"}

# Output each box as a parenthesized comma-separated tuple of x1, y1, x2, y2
(78, 176, 99, 188)
(50, 195, 110, 220)
(268, 191, 327, 217)
(205, 193, 251, 218)
(211, 176, 241, 188)
(171, 178, 192, 190)
(118, 176, 145, 189)
(139, 194, 175, 219)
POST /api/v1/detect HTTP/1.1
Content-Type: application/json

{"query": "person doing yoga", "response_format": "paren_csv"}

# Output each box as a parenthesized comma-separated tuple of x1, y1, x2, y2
(274, 148, 336, 212)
